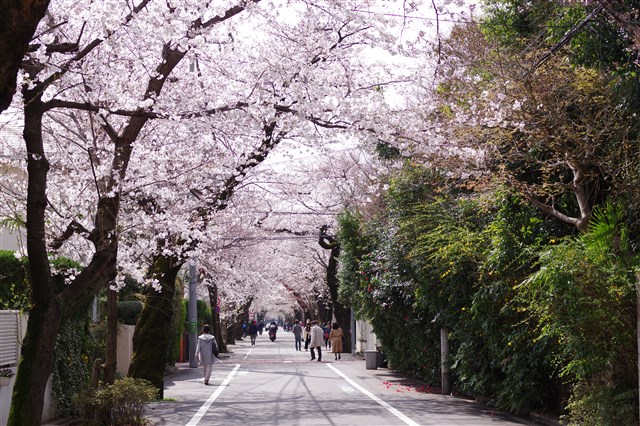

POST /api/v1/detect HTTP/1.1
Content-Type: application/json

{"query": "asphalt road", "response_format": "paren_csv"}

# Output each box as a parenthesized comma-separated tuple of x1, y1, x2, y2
(145, 330, 537, 426)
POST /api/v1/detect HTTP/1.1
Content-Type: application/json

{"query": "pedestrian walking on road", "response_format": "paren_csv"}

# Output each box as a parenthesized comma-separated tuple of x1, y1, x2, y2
(303, 319, 311, 351)
(323, 322, 331, 349)
(195, 324, 219, 385)
(248, 320, 258, 346)
(309, 320, 324, 362)
(329, 322, 343, 360)
(292, 320, 303, 351)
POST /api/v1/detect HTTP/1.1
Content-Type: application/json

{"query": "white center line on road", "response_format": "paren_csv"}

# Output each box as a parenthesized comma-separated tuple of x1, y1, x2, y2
(327, 364, 420, 426)
(185, 364, 241, 426)
(243, 349, 252, 361)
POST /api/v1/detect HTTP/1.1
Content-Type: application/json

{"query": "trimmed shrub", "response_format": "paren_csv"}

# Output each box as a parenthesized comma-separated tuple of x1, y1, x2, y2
(117, 300, 143, 325)
(86, 377, 158, 426)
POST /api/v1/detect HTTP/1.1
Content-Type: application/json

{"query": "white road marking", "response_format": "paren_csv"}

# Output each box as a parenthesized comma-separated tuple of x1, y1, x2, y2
(340, 385, 356, 393)
(185, 364, 241, 426)
(243, 348, 252, 361)
(327, 364, 420, 426)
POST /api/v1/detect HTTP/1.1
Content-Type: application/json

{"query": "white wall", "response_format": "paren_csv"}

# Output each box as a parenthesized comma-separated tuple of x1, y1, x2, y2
(0, 367, 16, 426)
(116, 325, 136, 377)
(0, 229, 20, 252)
(354, 319, 379, 355)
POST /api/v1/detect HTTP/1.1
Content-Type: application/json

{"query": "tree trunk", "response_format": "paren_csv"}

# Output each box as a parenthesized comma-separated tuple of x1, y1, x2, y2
(104, 287, 118, 384)
(318, 227, 351, 353)
(207, 284, 226, 353)
(8, 302, 60, 425)
(0, 0, 50, 112)
(226, 321, 236, 345)
(636, 272, 640, 423)
(333, 307, 351, 353)
(128, 253, 183, 398)
(9, 87, 118, 426)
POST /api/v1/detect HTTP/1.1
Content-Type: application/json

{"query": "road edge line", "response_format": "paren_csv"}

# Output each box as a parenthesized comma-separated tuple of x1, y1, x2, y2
(327, 363, 420, 426)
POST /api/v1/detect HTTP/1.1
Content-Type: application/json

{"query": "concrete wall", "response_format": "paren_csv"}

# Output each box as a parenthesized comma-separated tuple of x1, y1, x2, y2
(116, 324, 136, 377)
(354, 319, 379, 355)
(0, 366, 17, 426)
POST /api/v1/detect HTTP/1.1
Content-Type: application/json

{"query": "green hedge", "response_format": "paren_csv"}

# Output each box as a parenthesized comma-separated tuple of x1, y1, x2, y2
(117, 301, 144, 325)
(166, 279, 185, 366)
(0, 250, 29, 310)
(339, 165, 639, 423)
(53, 315, 92, 417)
(183, 299, 212, 328)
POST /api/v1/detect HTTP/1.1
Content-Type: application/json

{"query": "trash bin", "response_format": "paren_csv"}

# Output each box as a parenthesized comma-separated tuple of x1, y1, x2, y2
(365, 350, 378, 370)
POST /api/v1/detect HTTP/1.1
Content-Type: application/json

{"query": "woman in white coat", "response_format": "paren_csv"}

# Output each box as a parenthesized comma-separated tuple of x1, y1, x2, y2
(309, 320, 325, 362)
(195, 324, 218, 385)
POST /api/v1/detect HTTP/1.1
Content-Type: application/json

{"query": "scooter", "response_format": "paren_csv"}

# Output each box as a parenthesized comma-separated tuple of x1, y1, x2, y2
(269, 330, 276, 341)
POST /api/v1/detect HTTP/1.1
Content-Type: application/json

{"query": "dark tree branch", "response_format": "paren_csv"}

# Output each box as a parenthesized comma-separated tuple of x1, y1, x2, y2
(50, 220, 93, 249)
(318, 224, 339, 249)
(45, 98, 249, 119)
(530, 4, 604, 73)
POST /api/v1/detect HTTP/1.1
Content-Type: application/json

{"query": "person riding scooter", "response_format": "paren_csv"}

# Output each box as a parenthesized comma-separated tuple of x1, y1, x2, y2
(268, 321, 278, 341)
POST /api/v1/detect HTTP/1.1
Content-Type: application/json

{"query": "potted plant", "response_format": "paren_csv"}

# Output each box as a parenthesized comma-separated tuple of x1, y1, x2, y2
(0, 368, 15, 386)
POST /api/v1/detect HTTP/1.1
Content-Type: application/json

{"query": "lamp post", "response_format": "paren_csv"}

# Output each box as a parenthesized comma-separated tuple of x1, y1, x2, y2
(189, 259, 198, 368)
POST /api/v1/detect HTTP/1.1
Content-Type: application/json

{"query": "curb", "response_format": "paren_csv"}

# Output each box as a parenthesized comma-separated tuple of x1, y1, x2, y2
(530, 411, 563, 426)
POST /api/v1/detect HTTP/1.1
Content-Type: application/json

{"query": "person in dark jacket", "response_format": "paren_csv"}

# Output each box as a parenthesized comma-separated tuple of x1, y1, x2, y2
(303, 319, 311, 351)
(248, 320, 258, 346)
(292, 320, 303, 351)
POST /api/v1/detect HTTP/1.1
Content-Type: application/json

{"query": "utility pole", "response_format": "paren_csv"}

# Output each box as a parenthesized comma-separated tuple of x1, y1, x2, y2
(351, 307, 356, 356)
(189, 259, 198, 368)
(441, 327, 451, 395)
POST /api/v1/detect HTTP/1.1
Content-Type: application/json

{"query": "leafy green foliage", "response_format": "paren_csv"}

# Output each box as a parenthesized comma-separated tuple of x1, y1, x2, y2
(52, 315, 92, 417)
(182, 299, 212, 329)
(338, 163, 638, 418)
(118, 275, 146, 302)
(48, 257, 94, 417)
(450, 193, 562, 413)
(117, 300, 143, 325)
(166, 278, 185, 366)
(85, 377, 158, 426)
(0, 251, 29, 310)
(521, 202, 637, 423)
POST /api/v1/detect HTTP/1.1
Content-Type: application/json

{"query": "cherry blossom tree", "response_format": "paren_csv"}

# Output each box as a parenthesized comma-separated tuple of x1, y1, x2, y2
(6, 0, 266, 422)
(120, 1, 422, 390)
(0, 0, 436, 419)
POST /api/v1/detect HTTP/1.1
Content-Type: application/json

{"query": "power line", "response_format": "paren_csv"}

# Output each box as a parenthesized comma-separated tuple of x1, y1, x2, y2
(245, 211, 335, 215)
(352, 7, 594, 30)
(260, 146, 364, 168)
(221, 235, 318, 241)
